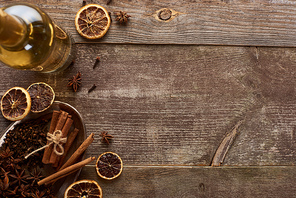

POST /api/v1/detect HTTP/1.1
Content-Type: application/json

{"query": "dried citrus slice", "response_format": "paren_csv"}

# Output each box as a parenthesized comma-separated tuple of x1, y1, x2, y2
(75, 4, 111, 39)
(27, 82, 55, 113)
(64, 179, 102, 198)
(1, 87, 31, 121)
(96, 152, 123, 180)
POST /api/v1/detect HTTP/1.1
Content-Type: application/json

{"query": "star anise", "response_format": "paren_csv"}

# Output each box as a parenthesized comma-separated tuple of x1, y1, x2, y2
(67, 71, 82, 92)
(0, 168, 10, 191)
(9, 169, 28, 185)
(30, 189, 46, 198)
(0, 182, 9, 197)
(0, 147, 13, 159)
(43, 187, 55, 198)
(27, 168, 44, 185)
(6, 157, 22, 170)
(99, 131, 114, 144)
(18, 184, 31, 197)
(7, 186, 18, 196)
(115, 11, 131, 24)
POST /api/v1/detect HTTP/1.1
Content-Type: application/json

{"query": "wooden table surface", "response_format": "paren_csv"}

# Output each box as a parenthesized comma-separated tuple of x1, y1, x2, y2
(1, 0, 296, 197)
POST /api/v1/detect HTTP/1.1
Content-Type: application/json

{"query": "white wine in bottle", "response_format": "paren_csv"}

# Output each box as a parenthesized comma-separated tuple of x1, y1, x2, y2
(0, 3, 75, 73)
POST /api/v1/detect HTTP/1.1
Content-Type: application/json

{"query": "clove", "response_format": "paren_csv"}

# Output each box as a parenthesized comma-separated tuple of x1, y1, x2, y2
(93, 56, 100, 69)
(88, 84, 97, 93)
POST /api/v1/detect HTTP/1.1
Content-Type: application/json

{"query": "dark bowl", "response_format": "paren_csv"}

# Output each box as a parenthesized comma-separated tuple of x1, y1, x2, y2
(0, 101, 86, 198)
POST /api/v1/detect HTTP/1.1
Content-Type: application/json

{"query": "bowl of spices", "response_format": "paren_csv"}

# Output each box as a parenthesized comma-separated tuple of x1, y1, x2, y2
(0, 101, 86, 198)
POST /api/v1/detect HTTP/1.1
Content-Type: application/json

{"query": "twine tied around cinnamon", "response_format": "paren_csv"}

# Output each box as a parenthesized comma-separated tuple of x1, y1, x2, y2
(25, 130, 67, 159)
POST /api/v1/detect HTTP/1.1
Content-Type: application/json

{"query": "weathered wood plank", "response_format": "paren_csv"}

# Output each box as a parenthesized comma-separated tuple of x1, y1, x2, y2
(78, 166, 296, 198)
(1, 0, 296, 46)
(0, 44, 296, 166)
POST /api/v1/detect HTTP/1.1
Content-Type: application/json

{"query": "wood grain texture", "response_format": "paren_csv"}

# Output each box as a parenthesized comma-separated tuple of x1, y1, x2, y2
(1, 0, 296, 46)
(1, 44, 296, 166)
(78, 166, 296, 198)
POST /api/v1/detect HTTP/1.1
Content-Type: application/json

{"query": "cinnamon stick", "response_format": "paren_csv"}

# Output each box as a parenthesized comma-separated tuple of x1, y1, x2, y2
(56, 128, 79, 169)
(42, 110, 61, 164)
(46, 169, 78, 185)
(45, 111, 68, 164)
(59, 133, 94, 171)
(54, 111, 69, 131)
(49, 115, 73, 165)
(43, 111, 68, 164)
(38, 157, 96, 186)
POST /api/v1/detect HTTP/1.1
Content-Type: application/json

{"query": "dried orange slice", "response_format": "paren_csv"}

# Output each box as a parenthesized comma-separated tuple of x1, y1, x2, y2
(1, 87, 31, 121)
(96, 152, 123, 180)
(64, 179, 102, 198)
(27, 82, 55, 113)
(75, 4, 111, 39)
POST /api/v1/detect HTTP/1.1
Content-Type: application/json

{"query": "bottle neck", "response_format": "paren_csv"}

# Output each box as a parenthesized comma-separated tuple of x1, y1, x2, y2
(0, 9, 27, 49)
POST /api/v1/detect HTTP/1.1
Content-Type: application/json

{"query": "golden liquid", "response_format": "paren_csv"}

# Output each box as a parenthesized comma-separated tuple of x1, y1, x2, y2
(0, 4, 74, 73)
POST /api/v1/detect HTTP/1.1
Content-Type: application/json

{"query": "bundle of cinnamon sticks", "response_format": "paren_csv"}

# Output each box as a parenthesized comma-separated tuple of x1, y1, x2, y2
(42, 110, 79, 168)
(39, 110, 95, 185)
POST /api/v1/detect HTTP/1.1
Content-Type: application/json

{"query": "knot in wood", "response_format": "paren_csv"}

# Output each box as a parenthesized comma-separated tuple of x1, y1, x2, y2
(158, 8, 172, 21)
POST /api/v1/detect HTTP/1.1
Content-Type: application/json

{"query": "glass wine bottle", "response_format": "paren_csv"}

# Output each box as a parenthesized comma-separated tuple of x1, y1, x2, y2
(0, 3, 75, 73)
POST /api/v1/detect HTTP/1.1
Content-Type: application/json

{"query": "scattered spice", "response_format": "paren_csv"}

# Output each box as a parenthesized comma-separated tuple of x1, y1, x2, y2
(88, 84, 97, 93)
(106, 0, 112, 5)
(93, 56, 100, 69)
(68, 71, 82, 92)
(99, 131, 113, 144)
(82, 0, 86, 6)
(115, 11, 131, 24)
